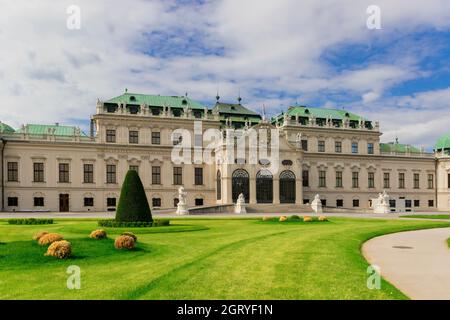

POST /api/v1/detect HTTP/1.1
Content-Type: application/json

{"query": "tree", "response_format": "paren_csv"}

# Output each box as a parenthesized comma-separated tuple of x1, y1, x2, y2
(115, 170, 152, 222)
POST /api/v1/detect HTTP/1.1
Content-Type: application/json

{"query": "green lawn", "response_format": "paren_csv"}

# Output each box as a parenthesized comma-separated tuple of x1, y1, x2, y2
(0, 217, 449, 300)
(400, 215, 450, 219)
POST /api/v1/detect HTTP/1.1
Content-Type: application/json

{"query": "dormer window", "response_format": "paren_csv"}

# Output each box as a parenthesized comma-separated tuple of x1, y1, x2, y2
(231, 106, 236, 110)
(130, 96, 136, 102)
(345, 112, 350, 117)
(305, 109, 310, 114)
(182, 99, 187, 105)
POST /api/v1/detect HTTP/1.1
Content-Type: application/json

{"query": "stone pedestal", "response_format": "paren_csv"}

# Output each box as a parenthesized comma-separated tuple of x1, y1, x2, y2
(311, 194, 323, 214)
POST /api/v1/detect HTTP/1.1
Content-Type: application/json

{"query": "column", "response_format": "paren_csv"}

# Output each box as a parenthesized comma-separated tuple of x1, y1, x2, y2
(250, 177, 256, 204)
(273, 178, 280, 204)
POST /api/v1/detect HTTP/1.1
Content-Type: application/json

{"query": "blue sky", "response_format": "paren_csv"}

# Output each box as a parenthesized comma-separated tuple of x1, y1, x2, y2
(1, 0, 450, 148)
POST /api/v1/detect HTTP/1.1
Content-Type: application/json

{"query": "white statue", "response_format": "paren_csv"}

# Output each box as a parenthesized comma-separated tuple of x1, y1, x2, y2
(372, 190, 391, 214)
(311, 194, 323, 214)
(234, 193, 247, 214)
(176, 186, 189, 215)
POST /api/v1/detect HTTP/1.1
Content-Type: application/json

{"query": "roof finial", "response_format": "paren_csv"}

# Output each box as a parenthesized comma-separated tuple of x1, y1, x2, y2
(125, 88, 128, 93)
(216, 89, 220, 102)
(185, 91, 188, 97)
(237, 88, 242, 104)
(395, 137, 399, 144)
(262, 104, 267, 121)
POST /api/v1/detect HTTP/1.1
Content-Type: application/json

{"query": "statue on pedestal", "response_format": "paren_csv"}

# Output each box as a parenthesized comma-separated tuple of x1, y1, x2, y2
(176, 186, 189, 215)
(311, 194, 323, 214)
(234, 193, 247, 214)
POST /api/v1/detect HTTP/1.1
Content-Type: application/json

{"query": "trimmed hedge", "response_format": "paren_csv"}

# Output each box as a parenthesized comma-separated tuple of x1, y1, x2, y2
(98, 219, 170, 228)
(8, 218, 53, 225)
(116, 170, 153, 222)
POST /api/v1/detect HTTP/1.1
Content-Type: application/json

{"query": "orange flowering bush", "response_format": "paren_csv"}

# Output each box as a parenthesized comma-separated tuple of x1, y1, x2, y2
(32, 231, 48, 241)
(279, 216, 288, 222)
(38, 233, 64, 246)
(45, 240, 72, 259)
(303, 216, 313, 222)
(114, 235, 135, 250)
(319, 216, 328, 222)
(121, 232, 137, 242)
(90, 229, 107, 239)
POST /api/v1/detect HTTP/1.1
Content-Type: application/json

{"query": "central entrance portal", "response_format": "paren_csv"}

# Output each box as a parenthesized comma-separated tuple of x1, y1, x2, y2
(232, 169, 249, 203)
(256, 170, 273, 204)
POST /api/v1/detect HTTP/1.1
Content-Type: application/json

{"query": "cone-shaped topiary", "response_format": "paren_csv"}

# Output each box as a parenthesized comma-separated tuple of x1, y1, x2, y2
(115, 170, 153, 222)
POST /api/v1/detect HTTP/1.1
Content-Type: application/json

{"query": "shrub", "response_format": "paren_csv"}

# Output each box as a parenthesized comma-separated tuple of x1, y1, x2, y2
(90, 229, 107, 239)
(319, 216, 328, 222)
(32, 231, 48, 241)
(290, 215, 301, 220)
(45, 240, 72, 259)
(153, 219, 170, 227)
(262, 216, 271, 221)
(8, 218, 53, 225)
(279, 216, 288, 222)
(303, 216, 313, 222)
(116, 170, 153, 222)
(38, 233, 64, 246)
(121, 232, 137, 242)
(114, 235, 135, 250)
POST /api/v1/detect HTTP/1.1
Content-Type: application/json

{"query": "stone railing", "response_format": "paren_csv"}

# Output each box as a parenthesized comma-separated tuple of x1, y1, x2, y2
(279, 118, 379, 132)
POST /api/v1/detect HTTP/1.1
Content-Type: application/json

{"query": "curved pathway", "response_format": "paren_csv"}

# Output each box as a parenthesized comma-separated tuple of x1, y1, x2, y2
(363, 227, 450, 300)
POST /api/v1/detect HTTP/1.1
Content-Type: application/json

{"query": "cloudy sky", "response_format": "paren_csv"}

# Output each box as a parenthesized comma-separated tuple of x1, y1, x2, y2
(1, 0, 450, 148)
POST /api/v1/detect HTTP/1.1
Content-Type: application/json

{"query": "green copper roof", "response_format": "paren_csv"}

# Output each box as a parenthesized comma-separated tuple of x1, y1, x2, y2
(17, 124, 89, 137)
(213, 102, 261, 117)
(380, 142, 421, 154)
(0, 122, 15, 134)
(436, 133, 450, 150)
(279, 106, 368, 121)
(106, 93, 206, 110)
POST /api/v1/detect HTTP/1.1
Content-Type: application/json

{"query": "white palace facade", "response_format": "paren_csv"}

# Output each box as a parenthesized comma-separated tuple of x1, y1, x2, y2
(1, 91, 450, 213)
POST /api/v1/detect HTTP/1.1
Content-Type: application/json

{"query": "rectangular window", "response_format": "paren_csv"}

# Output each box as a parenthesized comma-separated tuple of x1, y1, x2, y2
(319, 171, 326, 188)
(368, 172, 375, 188)
(83, 164, 94, 183)
(383, 172, 390, 189)
(335, 171, 343, 187)
(152, 198, 161, 207)
(33, 163, 44, 182)
(106, 129, 116, 143)
(302, 170, 309, 187)
(368, 143, 374, 155)
(303, 199, 309, 205)
(301, 140, 308, 151)
(352, 172, 359, 188)
(106, 165, 116, 184)
(84, 197, 94, 207)
(428, 200, 434, 207)
(34, 197, 44, 207)
(414, 200, 420, 207)
(399, 172, 405, 189)
(7, 197, 18, 207)
(448, 173, 450, 189)
(414, 173, 420, 189)
(405, 200, 412, 208)
(152, 166, 161, 185)
(129, 130, 139, 144)
(335, 141, 342, 153)
(428, 174, 434, 189)
(352, 142, 359, 154)
(107, 197, 116, 207)
(318, 140, 325, 152)
(321, 199, 327, 207)
(151, 132, 161, 145)
(195, 168, 203, 185)
(173, 167, 182, 185)
(59, 163, 70, 183)
(353, 199, 360, 207)
(336, 199, 343, 207)
(195, 198, 204, 206)
(173, 132, 182, 146)
(7, 162, 18, 182)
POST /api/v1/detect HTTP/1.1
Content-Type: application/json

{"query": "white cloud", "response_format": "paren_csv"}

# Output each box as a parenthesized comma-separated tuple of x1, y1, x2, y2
(0, 0, 450, 147)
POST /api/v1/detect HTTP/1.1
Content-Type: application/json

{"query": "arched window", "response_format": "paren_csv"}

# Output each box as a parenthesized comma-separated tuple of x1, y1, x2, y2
(216, 170, 222, 200)
(256, 170, 273, 204)
(279, 170, 296, 204)
(232, 169, 249, 203)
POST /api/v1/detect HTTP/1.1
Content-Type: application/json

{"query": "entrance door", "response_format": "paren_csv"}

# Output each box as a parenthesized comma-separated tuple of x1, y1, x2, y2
(59, 194, 69, 212)
(256, 170, 273, 204)
(279, 170, 296, 204)
(232, 169, 250, 203)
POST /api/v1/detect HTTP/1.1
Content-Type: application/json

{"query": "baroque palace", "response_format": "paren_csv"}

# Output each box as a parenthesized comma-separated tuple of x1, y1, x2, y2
(1, 91, 450, 213)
